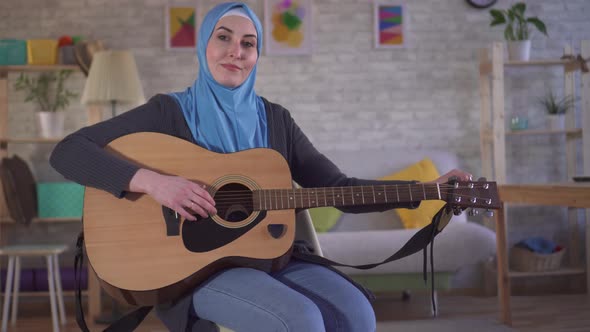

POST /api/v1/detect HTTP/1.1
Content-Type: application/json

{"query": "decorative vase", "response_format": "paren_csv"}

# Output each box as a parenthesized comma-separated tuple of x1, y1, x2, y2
(547, 114, 565, 131)
(37, 111, 65, 138)
(507, 40, 531, 61)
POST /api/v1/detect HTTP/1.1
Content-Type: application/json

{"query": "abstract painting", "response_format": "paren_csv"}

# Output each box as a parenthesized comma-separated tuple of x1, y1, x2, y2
(264, 0, 313, 55)
(165, 6, 197, 51)
(374, 3, 406, 48)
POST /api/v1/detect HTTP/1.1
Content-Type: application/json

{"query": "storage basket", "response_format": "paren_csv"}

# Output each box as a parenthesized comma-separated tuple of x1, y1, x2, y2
(510, 246, 565, 272)
(27, 39, 58, 65)
(0, 39, 27, 65)
(36, 182, 84, 218)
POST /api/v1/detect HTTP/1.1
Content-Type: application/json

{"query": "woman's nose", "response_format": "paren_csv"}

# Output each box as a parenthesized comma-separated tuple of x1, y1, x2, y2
(228, 42, 241, 59)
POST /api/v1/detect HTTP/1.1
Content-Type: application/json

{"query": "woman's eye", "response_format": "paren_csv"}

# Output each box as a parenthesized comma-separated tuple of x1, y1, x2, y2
(218, 35, 228, 41)
(242, 41, 255, 48)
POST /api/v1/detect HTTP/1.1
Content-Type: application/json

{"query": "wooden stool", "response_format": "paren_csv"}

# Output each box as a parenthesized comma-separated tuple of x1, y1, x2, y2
(0, 244, 68, 332)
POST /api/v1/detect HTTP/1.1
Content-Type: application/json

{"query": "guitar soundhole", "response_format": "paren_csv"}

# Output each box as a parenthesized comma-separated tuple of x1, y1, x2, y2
(215, 183, 253, 223)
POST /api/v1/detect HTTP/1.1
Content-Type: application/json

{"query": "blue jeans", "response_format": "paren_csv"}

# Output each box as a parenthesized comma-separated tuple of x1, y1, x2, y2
(192, 261, 376, 332)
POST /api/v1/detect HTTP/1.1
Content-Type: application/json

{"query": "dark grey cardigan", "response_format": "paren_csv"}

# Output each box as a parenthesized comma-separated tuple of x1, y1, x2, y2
(50, 94, 416, 331)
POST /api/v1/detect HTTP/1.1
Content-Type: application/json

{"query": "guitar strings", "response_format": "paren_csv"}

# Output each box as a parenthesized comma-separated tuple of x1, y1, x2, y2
(211, 189, 493, 200)
(208, 189, 495, 210)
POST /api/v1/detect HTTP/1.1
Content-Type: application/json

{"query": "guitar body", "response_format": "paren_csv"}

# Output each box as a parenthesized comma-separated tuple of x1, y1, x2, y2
(84, 132, 296, 306)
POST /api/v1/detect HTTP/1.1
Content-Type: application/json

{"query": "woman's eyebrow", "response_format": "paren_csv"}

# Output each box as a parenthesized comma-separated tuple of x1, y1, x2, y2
(216, 26, 257, 39)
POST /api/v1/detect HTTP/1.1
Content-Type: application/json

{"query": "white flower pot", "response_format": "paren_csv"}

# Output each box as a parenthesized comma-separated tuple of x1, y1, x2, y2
(37, 111, 65, 138)
(507, 40, 531, 61)
(547, 114, 565, 131)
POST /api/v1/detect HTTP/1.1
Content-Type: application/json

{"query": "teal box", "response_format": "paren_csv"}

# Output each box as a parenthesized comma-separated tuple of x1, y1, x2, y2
(0, 39, 27, 65)
(36, 182, 84, 218)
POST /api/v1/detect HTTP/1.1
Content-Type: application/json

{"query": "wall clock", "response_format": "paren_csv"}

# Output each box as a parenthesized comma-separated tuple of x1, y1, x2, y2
(466, 0, 497, 9)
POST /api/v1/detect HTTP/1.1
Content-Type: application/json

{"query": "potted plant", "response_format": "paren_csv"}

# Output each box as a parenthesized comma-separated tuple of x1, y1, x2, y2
(538, 90, 575, 130)
(489, 2, 548, 61)
(14, 70, 78, 138)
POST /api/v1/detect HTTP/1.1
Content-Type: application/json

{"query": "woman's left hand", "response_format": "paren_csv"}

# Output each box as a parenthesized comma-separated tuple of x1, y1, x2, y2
(429, 169, 473, 184)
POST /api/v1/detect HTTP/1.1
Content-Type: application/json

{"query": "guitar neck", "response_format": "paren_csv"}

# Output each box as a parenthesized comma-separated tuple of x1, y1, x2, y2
(253, 183, 444, 211)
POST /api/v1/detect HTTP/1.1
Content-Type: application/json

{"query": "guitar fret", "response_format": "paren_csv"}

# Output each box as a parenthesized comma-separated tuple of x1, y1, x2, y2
(351, 187, 355, 205)
(324, 187, 327, 207)
(436, 183, 441, 200)
(332, 187, 336, 206)
(340, 187, 345, 206)
(275, 189, 278, 210)
(396, 185, 400, 202)
(314, 190, 318, 207)
(372, 186, 376, 203)
(384, 185, 388, 203)
(300, 188, 303, 208)
(422, 184, 426, 200)
(408, 184, 412, 202)
(361, 185, 365, 204)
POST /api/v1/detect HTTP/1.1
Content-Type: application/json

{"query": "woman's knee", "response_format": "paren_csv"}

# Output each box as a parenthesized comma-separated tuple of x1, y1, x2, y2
(327, 290, 376, 332)
(271, 296, 325, 332)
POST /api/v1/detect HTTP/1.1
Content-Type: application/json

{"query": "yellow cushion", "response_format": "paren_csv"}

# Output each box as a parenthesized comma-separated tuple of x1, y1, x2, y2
(308, 207, 342, 233)
(379, 158, 445, 229)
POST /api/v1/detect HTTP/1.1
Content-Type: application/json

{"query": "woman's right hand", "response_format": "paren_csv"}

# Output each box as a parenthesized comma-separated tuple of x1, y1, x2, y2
(129, 168, 217, 221)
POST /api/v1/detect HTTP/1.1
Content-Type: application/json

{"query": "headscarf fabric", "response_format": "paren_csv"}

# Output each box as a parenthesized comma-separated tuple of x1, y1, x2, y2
(169, 2, 268, 153)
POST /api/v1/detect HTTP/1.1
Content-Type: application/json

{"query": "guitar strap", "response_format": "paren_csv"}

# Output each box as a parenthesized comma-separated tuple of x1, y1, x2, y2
(73, 204, 453, 331)
(292, 203, 453, 316)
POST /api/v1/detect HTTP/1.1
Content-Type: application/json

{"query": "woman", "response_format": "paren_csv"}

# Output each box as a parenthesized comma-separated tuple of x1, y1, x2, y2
(51, 2, 470, 331)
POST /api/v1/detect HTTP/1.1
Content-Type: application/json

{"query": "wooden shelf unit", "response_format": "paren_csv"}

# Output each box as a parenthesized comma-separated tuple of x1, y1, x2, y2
(0, 65, 104, 320)
(478, 41, 590, 285)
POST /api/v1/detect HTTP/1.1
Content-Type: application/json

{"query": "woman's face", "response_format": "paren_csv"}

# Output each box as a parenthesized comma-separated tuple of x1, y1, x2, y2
(206, 15, 258, 88)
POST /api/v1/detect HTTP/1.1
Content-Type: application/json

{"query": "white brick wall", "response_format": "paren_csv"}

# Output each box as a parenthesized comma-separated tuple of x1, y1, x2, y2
(1, 1, 589, 256)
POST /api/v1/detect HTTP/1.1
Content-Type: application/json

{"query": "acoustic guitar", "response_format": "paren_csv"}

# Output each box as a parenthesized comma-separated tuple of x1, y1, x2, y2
(83, 132, 500, 306)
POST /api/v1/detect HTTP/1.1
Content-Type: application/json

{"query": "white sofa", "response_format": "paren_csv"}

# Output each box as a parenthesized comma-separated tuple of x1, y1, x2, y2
(315, 149, 497, 291)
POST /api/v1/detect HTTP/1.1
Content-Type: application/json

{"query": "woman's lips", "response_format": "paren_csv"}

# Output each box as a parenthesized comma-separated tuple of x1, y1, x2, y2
(221, 64, 240, 71)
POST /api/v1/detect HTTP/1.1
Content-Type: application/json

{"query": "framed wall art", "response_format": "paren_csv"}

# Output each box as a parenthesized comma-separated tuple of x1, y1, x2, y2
(374, 2, 406, 49)
(165, 6, 198, 51)
(264, 0, 313, 55)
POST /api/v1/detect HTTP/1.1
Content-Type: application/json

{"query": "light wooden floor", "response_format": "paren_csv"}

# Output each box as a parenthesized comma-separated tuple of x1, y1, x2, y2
(2, 293, 589, 331)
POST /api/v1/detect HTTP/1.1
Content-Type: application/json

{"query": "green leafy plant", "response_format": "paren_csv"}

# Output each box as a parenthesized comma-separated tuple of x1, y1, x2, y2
(14, 70, 78, 112)
(538, 91, 575, 115)
(489, 2, 548, 41)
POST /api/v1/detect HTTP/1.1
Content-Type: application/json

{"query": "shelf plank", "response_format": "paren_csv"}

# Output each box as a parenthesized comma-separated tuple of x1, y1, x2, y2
(0, 217, 81, 223)
(0, 137, 63, 144)
(506, 128, 582, 137)
(505, 59, 575, 66)
(0, 65, 80, 72)
(509, 267, 585, 278)
(0, 290, 87, 297)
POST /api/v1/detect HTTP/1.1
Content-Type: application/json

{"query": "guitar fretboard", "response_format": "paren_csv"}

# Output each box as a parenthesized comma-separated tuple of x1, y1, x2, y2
(253, 184, 443, 211)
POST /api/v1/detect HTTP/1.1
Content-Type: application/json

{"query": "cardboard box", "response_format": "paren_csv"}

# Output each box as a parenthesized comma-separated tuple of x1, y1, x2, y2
(27, 39, 58, 65)
(0, 39, 27, 65)
(36, 182, 84, 218)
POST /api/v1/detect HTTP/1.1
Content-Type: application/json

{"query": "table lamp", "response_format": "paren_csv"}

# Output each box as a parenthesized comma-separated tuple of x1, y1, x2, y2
(81, 50, 145, 117)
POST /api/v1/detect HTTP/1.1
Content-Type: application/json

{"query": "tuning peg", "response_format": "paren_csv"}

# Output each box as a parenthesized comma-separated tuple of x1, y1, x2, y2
(484, 209, 494, 217)
(453, 206, 463, 216)
(468, 208, 480, 216)
(477, 177, 487, 182)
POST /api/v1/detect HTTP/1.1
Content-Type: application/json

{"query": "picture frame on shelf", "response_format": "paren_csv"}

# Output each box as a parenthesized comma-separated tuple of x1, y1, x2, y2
(165, 6, 198, 51)
(264, 0, 313, 56)
(373, 2, 407, 49)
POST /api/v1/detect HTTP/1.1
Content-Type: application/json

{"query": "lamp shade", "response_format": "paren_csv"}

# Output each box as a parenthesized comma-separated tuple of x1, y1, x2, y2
(81, 50, 145, 106)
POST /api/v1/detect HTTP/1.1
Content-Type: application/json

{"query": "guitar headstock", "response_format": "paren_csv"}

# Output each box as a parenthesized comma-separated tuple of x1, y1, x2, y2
(441, 178, 501, 210)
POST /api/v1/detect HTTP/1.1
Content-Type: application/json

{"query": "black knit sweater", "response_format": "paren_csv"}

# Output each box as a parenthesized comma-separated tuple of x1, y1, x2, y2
(50, 94, 416, 331)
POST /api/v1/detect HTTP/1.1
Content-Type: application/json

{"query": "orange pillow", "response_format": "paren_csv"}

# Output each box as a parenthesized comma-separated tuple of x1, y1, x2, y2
(379, 158, 445, 229)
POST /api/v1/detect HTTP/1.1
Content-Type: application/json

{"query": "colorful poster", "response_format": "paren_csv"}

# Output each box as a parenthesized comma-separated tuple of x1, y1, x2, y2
(264, 0, 313, 55)
(374, 3, 406, 48)
(166, 6, 197, 51)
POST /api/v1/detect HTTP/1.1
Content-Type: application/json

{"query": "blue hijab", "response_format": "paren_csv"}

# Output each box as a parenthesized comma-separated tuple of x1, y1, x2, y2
(169, 2, 268, 153)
